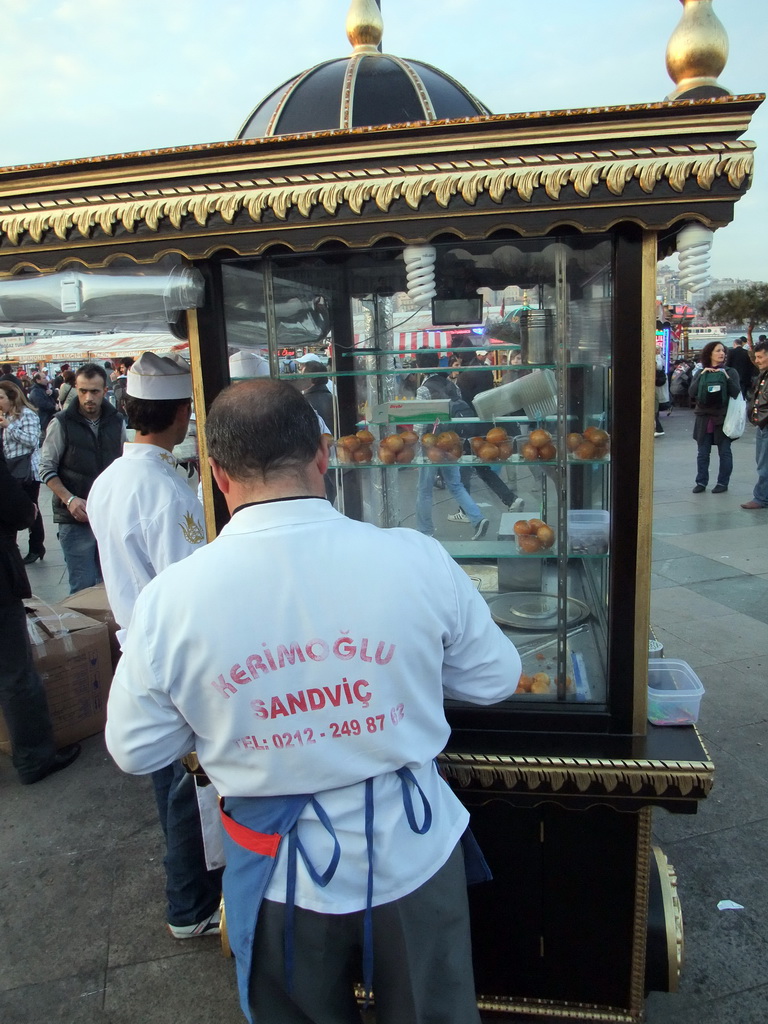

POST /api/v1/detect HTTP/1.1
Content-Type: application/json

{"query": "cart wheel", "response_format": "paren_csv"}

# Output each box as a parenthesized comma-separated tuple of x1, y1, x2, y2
(220, 895, 232, 958)
(645, 846, 684, 993)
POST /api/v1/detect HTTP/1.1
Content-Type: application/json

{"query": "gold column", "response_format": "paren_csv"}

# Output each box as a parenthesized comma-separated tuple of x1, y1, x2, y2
(185, 307, 218, 542)
(632, 232, 658, 733)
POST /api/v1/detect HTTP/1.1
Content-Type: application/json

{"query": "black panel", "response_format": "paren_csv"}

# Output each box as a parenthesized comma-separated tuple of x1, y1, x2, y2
(608, 226, 645, 733)
(408, 61, 489, 118)
(465, 800, 640, 1010)
(238, 79, 295, 139)
(351, 56, 424, 126)
(274, 61, 349, 134)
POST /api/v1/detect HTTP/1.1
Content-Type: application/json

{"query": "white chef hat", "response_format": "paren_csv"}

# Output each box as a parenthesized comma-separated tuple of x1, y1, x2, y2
(229, 349, 270, 379)
(295, 352, 328, 365)
(127, 352, 193, 399)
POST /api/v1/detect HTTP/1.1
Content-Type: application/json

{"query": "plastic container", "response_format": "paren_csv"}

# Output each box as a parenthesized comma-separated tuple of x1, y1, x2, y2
(567, 510, 609, 555)
(647, 659, 705, 726)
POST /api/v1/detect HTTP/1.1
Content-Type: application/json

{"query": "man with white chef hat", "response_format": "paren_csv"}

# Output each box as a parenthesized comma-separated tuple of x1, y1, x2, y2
(89, 351, 223, 940)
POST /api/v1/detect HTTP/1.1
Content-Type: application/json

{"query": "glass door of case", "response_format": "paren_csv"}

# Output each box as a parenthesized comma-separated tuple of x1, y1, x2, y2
(220, 236, 615, 722)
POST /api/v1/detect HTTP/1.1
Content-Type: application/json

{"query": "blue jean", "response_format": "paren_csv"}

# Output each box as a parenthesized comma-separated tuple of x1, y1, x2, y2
(695, 433, 733, 488)
(151, 761, 223, 927)
(58, 522, 102, 594)
(753, 425, 768, 506)
(0, 601, 56, 780)
(416, 464, 483, 535)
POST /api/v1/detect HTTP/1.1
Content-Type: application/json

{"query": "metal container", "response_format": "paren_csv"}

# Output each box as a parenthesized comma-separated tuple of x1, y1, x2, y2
(520, 308, 555, 364)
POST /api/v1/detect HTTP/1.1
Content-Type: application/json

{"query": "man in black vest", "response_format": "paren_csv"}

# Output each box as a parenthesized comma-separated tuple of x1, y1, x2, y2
(39, 363, 125, 593)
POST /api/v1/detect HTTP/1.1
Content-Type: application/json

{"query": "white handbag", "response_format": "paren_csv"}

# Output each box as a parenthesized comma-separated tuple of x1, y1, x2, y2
(723, 393, 747, 440)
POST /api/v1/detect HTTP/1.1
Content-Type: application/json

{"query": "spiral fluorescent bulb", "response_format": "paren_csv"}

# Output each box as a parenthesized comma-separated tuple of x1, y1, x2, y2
(403, 244, 437, 303)
(677, 224, 714, 294)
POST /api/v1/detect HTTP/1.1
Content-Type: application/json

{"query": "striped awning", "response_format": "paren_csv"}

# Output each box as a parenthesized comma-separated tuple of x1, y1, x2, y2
(394, 331, 452, 353)
(1, 332, 182, 363)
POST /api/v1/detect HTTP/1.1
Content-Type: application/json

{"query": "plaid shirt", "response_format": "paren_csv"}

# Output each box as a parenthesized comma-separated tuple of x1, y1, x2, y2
(0, 407, 41, 478)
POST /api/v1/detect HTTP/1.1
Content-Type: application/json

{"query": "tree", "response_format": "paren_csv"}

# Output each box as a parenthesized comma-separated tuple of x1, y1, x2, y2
(702, 284, 768, 345)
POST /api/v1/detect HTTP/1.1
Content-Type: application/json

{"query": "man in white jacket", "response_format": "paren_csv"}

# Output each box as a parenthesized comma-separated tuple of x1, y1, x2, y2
(89, 352, 222, 940)
(106, 378, 522, 1024)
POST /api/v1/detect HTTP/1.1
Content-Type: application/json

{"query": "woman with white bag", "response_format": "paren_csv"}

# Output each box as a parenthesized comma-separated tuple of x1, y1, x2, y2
(688, 341, 741, 495)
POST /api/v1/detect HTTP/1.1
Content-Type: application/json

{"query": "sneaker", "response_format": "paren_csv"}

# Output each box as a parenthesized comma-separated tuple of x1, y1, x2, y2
(472, 518, 489, 540)
(692, 485, 705, 493)
(448, 510, 470, 523)
(168, 907, 221, 940)
(711, 484, 727, 494)
(508, 497, 525, 512)
(654, 431, 665, 437)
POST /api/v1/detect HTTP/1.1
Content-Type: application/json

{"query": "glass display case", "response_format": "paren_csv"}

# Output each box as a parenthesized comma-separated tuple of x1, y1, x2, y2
(220, 236, 616, 729)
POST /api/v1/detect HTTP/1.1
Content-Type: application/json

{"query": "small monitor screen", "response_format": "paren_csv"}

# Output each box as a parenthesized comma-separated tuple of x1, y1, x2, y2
(431, 296, 483, 326)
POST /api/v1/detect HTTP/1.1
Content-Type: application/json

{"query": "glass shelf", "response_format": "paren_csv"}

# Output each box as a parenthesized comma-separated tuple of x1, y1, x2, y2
(439, 542, 609, 560)
(278, 361, 606, 381)
(329, 456, 610, 469)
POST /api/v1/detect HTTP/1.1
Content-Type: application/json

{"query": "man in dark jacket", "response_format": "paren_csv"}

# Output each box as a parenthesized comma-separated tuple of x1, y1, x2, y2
(38, 363, 125, 593)
(726, 337, 757, 398)
(111, 357, 134, 417)
(0, 454, 81, 784)
(29, 372, 57, 435)
(452, 349, 494, 407)
(297, 358, 334, 428)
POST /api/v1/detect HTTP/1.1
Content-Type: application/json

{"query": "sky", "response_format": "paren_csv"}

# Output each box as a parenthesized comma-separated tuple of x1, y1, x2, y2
(0, 0, 765, 283)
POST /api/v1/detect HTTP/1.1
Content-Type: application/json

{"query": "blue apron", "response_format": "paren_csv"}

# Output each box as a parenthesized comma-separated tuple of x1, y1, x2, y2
(220, 767, 481, 1022)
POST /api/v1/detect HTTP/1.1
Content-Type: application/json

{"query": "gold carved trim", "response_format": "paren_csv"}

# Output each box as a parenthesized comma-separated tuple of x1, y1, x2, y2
(439, 751, 714, 798)
(1, 94, 760, 193)
(651, 845, 684, 992)
(0, 142, 753, 248)
(473, 993, 640, 1022)
(630, 809, 654, 1014)
(355, 987, 640, 1022)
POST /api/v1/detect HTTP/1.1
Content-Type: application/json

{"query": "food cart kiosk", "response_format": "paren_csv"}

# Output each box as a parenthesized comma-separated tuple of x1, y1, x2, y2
(0, 1, 760, 1019)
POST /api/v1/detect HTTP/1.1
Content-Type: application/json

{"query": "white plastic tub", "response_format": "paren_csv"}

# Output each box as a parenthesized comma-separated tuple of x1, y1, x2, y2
(647, 659, 705, 726)
(567, 509, 609, 555)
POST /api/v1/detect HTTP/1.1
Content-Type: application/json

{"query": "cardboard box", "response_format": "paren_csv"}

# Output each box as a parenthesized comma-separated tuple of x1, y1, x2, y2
(0, 599, 113, 756)
(59, 584, 121, 670)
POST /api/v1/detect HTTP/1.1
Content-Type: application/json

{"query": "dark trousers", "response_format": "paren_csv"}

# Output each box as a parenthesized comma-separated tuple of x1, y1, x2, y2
(21, 479, 45, 555)
(696, 433, 733, 488)
(460, 464, 516, 507)
(0, 600, 56, 779)
(249, 843, 481, 1024)
(150, 760, 223, 927)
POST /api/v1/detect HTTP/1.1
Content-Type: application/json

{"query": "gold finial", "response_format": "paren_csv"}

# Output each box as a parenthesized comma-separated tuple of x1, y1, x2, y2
(666, 0, 731, 99)
(346, 0, 383, 53)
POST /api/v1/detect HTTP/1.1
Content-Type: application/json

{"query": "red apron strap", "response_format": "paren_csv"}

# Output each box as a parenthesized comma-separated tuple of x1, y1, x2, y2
(219, 804, 282, 857)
